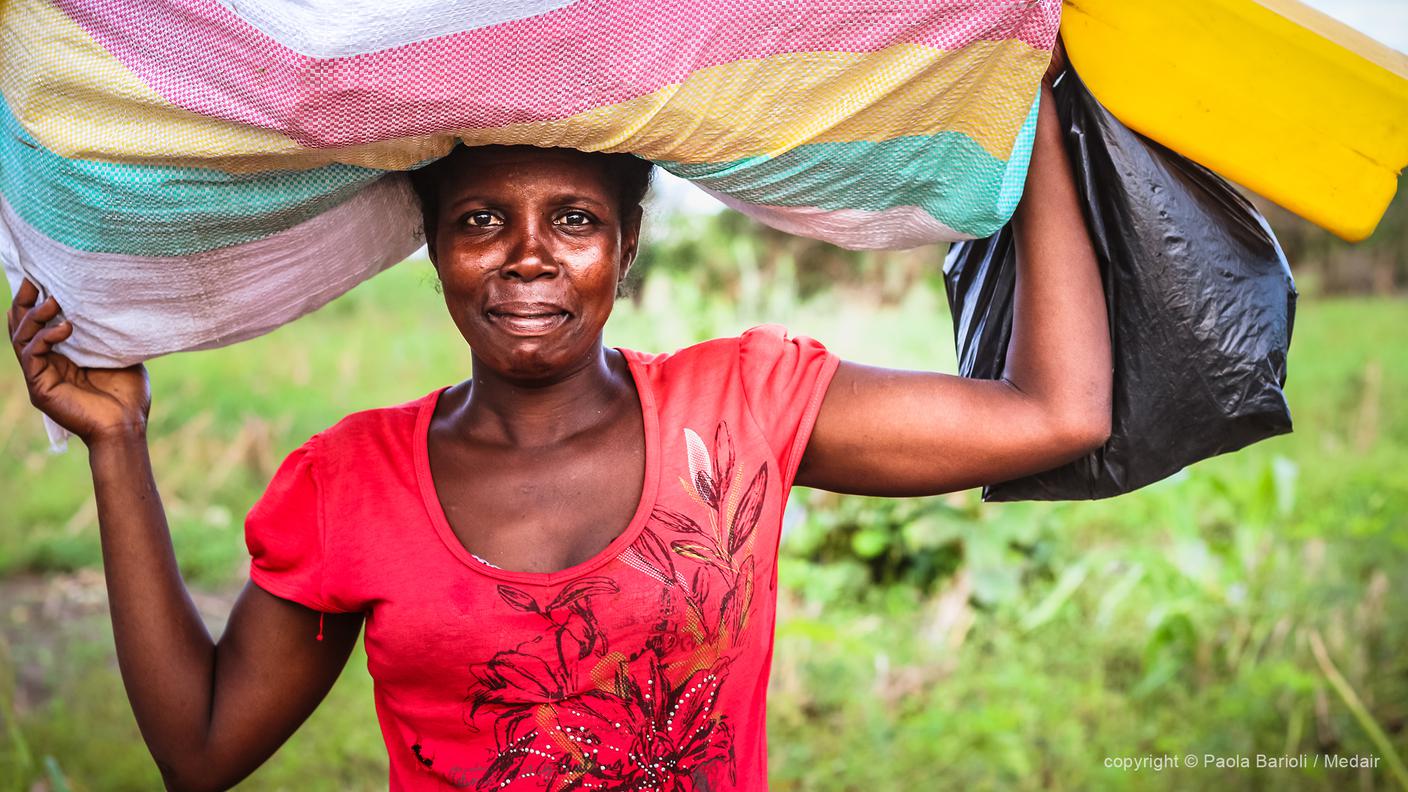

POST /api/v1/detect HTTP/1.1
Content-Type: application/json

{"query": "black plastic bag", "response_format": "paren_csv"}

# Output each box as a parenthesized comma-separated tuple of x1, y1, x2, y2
(943, 68, 1297, 501)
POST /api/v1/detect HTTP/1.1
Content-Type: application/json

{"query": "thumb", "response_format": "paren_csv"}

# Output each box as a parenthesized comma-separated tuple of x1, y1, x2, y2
(1043, 37, 1068, 86)
(21, 321, 74, 396)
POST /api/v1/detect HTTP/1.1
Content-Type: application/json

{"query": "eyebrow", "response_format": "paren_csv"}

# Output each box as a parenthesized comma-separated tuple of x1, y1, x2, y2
(444, 191, 613, 213)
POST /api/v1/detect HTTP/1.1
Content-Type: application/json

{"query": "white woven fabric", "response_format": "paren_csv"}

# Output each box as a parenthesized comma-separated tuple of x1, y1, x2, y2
(215, 0, 576, 57)
(703, 189, 974, 251)
(1, 175, 423, 369)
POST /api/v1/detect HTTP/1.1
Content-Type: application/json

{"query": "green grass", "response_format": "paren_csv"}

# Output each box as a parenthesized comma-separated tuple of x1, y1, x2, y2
(769, 297, 1408, 790)
(1, 262, 1404, 790)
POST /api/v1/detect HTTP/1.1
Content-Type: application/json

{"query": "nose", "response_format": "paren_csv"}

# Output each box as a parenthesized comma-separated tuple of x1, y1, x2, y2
(499, 220, 558, 282)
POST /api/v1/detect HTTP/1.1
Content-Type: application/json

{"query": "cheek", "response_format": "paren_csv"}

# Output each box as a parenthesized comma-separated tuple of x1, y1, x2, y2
(561, 241, 622, 294)
(435, 247, 498, 298)
(434, 269, 491, 340)
(435, 234, 621, 317)
(437, 267, 481, 299)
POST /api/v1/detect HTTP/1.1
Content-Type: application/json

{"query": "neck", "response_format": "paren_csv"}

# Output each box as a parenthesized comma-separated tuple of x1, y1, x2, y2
(458, 342, 631, 448)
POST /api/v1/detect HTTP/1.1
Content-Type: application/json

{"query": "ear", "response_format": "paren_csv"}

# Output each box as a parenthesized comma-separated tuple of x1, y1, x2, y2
(618, 206, 643, 284)
(423, 221, 439, 270)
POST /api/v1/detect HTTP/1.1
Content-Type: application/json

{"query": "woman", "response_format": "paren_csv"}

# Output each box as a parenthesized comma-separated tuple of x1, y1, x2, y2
(7, 68, 1109, 790)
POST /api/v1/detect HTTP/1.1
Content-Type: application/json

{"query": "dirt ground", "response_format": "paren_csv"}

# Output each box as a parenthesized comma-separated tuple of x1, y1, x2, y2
(0, 570, 239, 724)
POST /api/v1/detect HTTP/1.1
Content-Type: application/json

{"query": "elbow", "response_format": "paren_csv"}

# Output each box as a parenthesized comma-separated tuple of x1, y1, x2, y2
(158, 755, 236, 792)
(1051, 406, 1112, 458)
(162, 772, 233, 792)
(1053, 373, 1114, 456)
(160, 765, 202, 792)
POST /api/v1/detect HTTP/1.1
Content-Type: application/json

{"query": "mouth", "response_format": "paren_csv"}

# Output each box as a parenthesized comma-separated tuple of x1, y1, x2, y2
(485, 302, 572, 336)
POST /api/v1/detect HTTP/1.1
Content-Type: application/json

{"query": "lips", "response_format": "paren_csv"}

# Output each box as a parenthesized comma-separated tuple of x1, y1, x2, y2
(486, 301, 571, 336)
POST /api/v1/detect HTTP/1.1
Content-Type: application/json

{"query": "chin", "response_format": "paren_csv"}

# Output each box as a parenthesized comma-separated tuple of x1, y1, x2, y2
(502, 345, 570, 380)
(467, 326, 596, 383)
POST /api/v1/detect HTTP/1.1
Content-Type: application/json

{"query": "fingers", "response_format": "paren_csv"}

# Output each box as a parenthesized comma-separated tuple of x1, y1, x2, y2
(1043, 36, 1068, 86)
(14, 278, 39, 309)
(8, 279, 72, 399)
(10, 293, 62, 352)
(19, 320, 71, 396)
(6, 278, 40, 336)
(23, 319, 72, 357)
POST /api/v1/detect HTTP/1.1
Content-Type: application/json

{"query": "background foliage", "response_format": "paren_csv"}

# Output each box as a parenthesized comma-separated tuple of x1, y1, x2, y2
(0, 188, 1405, 791)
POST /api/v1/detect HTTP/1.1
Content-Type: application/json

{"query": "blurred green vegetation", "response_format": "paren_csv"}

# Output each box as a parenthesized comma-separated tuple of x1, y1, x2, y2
(1258, 187, 1408, 297)
(0, 202, 1405, 791)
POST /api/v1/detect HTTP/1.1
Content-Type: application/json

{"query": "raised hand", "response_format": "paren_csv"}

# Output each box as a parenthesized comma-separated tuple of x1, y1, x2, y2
(7, 278, 151, 445)
(1044, 36, 1067, 87)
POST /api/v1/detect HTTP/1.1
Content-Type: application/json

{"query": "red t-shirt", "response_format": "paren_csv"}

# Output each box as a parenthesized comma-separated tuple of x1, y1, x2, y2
(245, 325, 839, 791)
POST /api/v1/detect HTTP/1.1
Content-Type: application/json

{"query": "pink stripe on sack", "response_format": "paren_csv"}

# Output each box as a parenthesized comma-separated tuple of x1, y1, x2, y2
(56, 0, 1058, 148)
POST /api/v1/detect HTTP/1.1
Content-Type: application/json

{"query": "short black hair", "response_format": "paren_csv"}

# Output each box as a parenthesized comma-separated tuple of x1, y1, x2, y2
(408, 144, 655, 243)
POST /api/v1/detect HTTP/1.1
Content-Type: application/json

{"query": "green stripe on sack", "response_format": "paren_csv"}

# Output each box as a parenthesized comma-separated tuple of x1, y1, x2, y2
(1, 91, 1040, 254)
(0, 100, 385, 257)
(661, 96, 1040, 239)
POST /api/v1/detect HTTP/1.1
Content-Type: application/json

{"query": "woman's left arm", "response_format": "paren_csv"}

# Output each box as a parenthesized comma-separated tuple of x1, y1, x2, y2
(795, 81, 1112, 497)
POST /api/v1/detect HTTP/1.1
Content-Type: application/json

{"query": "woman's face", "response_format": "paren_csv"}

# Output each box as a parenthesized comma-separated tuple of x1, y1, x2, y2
(427, 147, 641, 382)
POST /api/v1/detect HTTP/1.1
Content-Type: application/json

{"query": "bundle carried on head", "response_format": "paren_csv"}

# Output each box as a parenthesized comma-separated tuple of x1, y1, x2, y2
(1, 0, 1058, 367)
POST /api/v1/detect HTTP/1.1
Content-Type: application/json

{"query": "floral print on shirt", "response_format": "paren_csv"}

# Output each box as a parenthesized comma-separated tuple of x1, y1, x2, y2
(430, 421, 768, 791)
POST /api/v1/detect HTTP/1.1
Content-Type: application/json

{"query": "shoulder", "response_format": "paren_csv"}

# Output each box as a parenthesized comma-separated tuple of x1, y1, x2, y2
(622, 324, 836, 419)
(329, 388, 439, 435)
(621, 324, 823, 374)
(623, 325, 838, 488)
(294, 388, 444, 465)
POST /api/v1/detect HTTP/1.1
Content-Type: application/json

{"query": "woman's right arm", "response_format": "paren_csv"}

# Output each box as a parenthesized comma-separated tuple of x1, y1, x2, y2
(8, 279, 363, 792)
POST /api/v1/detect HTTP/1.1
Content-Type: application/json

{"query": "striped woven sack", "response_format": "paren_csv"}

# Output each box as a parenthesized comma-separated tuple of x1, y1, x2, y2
(1, 0, 1058, 367)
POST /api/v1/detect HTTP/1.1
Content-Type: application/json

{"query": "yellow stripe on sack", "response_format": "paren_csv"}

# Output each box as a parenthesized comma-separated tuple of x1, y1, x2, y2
(0, 0, 453, 171)
(451, 40, 1049, 164)
(1062, 0, 1408, 242)
(3, 0, 1045, 172)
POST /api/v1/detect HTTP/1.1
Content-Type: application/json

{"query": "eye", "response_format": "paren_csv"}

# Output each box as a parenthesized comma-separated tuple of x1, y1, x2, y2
(554, 210, 595, 227)
(461, 210, 503, 228)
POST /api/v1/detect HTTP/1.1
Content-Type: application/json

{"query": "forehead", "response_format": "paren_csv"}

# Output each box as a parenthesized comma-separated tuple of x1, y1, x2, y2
(437, 146, 616, 202)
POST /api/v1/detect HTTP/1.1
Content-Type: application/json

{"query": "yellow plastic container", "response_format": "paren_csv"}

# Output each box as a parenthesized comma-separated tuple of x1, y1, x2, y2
(1061, 0, 1408, 242)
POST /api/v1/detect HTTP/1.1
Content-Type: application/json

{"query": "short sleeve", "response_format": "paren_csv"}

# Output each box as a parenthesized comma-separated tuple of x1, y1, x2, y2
(244, 434, 335, 613)
(737, 324, 841, 488)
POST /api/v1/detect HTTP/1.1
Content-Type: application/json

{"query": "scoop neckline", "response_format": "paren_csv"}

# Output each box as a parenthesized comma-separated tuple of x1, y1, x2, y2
(413, 347, 661, 586)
